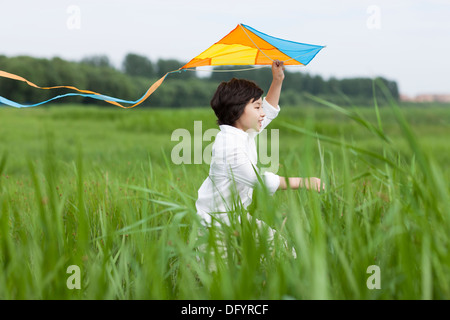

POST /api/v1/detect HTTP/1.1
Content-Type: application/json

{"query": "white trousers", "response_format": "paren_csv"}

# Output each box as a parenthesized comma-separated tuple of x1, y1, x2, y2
(198, 211, 276, 241)
(196, 211, 296, 260)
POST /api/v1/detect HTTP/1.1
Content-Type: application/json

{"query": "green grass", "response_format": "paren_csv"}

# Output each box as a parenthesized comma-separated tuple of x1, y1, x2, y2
(0, 95, 449, 299)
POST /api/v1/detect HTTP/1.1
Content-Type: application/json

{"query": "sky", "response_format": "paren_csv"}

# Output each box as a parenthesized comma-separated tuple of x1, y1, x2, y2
(1, 0, 450, 97)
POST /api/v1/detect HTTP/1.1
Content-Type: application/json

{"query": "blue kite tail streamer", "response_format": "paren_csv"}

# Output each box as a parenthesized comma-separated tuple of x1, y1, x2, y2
(0, 70, 178, 108)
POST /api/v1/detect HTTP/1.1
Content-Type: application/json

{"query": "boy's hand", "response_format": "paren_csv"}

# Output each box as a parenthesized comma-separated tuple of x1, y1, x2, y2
(272, 59, 285, 82)
(303, 177, 326, 193)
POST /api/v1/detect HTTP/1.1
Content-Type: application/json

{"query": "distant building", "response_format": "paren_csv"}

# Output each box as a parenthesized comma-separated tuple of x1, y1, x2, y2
(400, 94, 450, 103)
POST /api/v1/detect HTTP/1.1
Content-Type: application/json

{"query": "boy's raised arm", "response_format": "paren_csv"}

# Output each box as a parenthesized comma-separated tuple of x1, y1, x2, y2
(265, 60, 285, 109)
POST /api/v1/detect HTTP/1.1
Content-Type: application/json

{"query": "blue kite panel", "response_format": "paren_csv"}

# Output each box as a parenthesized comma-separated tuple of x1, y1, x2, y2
(242, 24, 325, 65)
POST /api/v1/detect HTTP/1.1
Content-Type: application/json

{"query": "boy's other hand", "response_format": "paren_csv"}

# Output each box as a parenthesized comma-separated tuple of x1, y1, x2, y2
(272, 59, 285, 82)
(303, 177, 326, 193)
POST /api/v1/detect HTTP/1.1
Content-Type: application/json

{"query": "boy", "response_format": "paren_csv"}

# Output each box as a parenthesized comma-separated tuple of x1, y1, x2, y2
(196, 60, 323, 228)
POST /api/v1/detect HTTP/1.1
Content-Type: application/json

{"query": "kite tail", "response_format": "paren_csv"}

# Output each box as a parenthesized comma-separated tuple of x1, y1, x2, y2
(0, 69, 179, 108)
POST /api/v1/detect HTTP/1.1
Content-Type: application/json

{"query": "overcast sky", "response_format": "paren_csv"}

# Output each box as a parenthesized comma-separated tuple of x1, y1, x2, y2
(1, 0, 449, 96)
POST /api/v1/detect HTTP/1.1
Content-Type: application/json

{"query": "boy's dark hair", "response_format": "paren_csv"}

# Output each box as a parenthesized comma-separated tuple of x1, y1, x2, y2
(210, 78, 263, 126)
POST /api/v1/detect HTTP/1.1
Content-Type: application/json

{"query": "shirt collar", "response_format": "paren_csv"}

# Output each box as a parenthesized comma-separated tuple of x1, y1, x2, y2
(219, 124, 249, 138)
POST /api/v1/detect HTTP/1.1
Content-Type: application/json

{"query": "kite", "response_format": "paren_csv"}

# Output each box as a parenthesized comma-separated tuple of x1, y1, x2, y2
(0, 24, 324, 108)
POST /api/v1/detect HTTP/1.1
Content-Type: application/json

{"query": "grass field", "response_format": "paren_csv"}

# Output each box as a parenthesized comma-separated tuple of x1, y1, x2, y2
(0, 97, 449, 299)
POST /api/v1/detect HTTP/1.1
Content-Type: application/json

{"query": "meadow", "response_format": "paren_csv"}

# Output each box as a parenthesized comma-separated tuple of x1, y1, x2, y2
(0, 96, 449, 299)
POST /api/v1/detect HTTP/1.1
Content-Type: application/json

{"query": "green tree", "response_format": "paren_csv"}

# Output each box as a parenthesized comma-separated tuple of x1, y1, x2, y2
(81, 55, 113, 69)
(156, 59, 195, 80)
(122, 53, 155, 79)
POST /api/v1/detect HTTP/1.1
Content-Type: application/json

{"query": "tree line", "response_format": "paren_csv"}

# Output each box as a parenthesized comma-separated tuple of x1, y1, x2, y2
(0, 53, 399, 108)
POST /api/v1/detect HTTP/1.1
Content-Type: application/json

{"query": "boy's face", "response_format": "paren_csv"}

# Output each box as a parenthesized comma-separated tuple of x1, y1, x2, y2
(234, 97, 265, 132)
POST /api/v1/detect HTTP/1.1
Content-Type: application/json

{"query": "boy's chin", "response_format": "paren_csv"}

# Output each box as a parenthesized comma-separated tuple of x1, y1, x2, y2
(247, 127, 259, 133)
(244, 124, 261, 133)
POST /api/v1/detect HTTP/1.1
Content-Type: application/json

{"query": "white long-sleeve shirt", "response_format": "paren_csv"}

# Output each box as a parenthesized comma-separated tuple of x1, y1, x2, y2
(195, 97, 281, 225)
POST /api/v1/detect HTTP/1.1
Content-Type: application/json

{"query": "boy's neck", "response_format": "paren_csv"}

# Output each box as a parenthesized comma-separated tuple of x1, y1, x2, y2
(222, 124, 257, 136)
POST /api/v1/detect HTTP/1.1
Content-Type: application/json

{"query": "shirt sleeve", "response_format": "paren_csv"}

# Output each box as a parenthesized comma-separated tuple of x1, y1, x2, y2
(262, 171, 281, 195)
(258, 97, 280, 133)
(226, 151, 280, 196)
